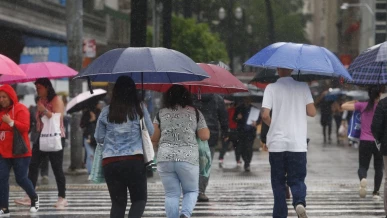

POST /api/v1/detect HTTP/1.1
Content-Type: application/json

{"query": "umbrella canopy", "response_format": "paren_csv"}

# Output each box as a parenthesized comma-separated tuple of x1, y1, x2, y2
(244, 42, 352, 81)
(345, 90, 369, 101)
(348, 42, 387, 85)
(73, 47, 209, 83)
(224, 84, 264, 103)
(324, 88, 346, 101)
(16, 84, 35, 96)
(208, 60, 231, 71)
(66, 89, 107, 114)
(136, 63, 248, 94)
(250, 68, 336, 83)
(0, 54, 26, 77)
(0, 62, 78, 84)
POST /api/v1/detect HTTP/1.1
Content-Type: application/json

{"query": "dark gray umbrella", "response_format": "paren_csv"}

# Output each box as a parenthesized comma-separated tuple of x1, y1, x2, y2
(16, 84, 35, 96)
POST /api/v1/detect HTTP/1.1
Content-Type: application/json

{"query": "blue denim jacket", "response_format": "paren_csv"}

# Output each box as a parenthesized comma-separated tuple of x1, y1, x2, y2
(94, 105, 154, 159)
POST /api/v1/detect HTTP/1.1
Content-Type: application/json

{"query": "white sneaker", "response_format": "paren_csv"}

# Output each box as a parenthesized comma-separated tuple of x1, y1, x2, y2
(0, 208, 10, 217)
(295, 204, 308, 218)
(359, 178, 367, 198)
(373, 192, 382, 200)
(30, 195, 39, 213)
(14, 194, 31, 206)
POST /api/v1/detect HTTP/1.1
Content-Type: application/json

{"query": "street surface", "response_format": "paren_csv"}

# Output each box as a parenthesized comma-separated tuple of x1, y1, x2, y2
(8, 115, 384, 217)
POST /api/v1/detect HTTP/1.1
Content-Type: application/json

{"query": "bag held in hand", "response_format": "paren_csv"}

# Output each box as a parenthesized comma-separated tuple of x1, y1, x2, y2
(198, 138, 212, 177)
(140, 117, 155, 166)
(39, 113, 62, 152)
(90, 143, 105, 183)
(348, 110, 361, 141)
(12, 126, 28, 155)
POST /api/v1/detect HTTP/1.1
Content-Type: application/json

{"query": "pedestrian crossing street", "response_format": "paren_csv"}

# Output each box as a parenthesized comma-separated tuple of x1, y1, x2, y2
(7, 183, 386, 217)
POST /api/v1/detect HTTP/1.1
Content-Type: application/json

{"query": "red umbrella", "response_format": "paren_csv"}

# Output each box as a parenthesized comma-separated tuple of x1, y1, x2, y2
(250, 81, 269, 89)
(0, 62, 78, 84)
(136, 63, 248, 94)
(0, 54, 26, 77)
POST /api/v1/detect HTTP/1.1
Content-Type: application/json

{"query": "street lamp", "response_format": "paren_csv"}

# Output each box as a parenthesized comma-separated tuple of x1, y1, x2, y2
(340, 2, 375, 48)
(218, 6, 245, 73)
(218, 7, 226, 21)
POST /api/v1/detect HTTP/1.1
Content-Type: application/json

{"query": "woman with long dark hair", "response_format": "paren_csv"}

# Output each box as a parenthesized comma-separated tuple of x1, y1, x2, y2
(14, 78, 68, 208)
(94, 76, 154, 218)
(151, 85, 210, 218)
(342, 86, 385, 199)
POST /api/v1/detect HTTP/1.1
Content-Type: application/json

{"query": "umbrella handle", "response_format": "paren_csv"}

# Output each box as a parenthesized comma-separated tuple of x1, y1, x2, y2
(87, 77, 94, 94)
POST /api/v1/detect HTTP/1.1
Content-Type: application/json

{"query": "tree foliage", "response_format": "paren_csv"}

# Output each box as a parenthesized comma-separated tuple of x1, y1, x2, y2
(170, 16, 229, 63)
(172, 0, 309, 56)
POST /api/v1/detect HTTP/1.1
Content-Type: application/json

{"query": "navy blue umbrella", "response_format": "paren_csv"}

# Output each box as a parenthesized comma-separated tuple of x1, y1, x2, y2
(74, 47, 209, 84)
(244, 42, 352, 81)
(348, 42, 387, 85)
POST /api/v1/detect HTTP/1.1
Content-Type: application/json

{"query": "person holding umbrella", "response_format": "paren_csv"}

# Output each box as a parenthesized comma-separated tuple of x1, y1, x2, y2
(0, 85, 40, 216)
(14, 78, 68, 208)
(342, 86, 385, 199)
(261, 68, 316, 218)
(94, 76, 154, 218)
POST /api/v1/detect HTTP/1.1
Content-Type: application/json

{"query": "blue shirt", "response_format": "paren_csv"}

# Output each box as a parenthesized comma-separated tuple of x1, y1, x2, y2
(95, 105, 154, 159)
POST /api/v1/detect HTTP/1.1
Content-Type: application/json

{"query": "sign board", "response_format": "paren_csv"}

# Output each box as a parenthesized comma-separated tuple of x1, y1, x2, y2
(83, 39, 96, 58)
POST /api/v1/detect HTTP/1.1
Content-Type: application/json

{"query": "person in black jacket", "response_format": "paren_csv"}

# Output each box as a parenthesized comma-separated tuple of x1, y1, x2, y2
(80, 101, 103, 178)
(371, 97, 387, 215)
(233, 97, 258, 172)
(193, 94, 228, 202)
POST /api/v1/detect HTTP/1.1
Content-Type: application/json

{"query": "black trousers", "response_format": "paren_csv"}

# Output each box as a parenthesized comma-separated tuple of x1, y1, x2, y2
(237, 130, 256, 168)
(358, 140, 384, 193)
(103, 159, 147, 218)
(28, 138, 66, 198)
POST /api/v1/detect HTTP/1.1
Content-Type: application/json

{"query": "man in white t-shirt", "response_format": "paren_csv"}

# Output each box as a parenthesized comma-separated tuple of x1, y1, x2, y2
(261, 68, 316, 218)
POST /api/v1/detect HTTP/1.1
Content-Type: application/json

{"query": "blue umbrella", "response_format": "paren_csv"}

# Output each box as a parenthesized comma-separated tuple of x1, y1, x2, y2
(348, 42, 387, 85)
(74, 47, 209, 84)
(244, 42, 352, 81)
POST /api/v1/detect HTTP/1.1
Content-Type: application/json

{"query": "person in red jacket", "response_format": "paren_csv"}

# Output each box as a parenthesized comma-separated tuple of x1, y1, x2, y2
(0, 85, 39, 216)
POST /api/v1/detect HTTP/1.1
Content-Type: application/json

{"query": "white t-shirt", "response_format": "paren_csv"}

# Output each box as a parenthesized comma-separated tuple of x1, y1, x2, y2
(262, 77, 314, 152)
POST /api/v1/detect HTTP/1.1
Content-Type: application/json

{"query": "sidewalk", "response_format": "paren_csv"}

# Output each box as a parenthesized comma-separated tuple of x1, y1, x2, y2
(10, 115, 368, 192)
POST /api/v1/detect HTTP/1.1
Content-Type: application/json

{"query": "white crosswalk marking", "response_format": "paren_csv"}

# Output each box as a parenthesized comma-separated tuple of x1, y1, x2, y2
(6, 183, 385, 217)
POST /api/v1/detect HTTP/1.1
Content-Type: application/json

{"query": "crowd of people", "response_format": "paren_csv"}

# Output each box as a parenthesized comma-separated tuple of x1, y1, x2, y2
(4, 70, 387, 218)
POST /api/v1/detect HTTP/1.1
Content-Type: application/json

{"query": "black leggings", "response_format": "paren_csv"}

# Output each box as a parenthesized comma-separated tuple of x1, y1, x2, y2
(358, 140, 384, 193)
(103, 159, 147, 218)
(28, 138, 66, 198)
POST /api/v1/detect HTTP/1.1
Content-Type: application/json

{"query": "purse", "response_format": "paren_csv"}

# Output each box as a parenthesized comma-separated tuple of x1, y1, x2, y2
(198, 138, 211, 177)
(90, 143, 105, 183)
(13, 126, 28, 155)
(140, 117, 155, 166)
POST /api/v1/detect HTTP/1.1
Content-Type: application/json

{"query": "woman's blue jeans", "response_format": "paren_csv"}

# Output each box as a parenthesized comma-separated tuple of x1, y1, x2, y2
(84, 138, 95, 174)
(157, 161, 199, 218)
(0, 156, 38, 209)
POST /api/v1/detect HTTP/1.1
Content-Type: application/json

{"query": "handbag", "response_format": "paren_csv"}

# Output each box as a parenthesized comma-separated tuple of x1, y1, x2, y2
(39, 113, 62, 152)
(12, 126, 28, 155)
(198, 138, 211, 177)
(348, 110, 361, 141)
(140, 117, 155, 166)
(90, 143, 105, 183)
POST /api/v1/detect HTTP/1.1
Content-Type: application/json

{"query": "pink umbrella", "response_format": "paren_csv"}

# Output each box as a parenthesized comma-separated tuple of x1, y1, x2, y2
(136, 63, 248, 94)
(0, 54, 26, 77)
(0, 62, 78, 84)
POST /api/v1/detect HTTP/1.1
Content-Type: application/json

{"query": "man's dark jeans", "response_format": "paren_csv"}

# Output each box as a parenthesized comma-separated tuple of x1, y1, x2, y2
(0, 156, 38, 209)
(269, 152, 307, 218)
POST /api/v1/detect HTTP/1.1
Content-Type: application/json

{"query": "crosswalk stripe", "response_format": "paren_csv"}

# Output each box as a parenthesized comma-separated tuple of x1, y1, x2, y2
(7, 185, 385, 217)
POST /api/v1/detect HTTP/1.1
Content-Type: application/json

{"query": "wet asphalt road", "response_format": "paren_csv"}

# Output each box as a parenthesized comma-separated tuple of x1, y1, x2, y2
(7, 115, 384, 217)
